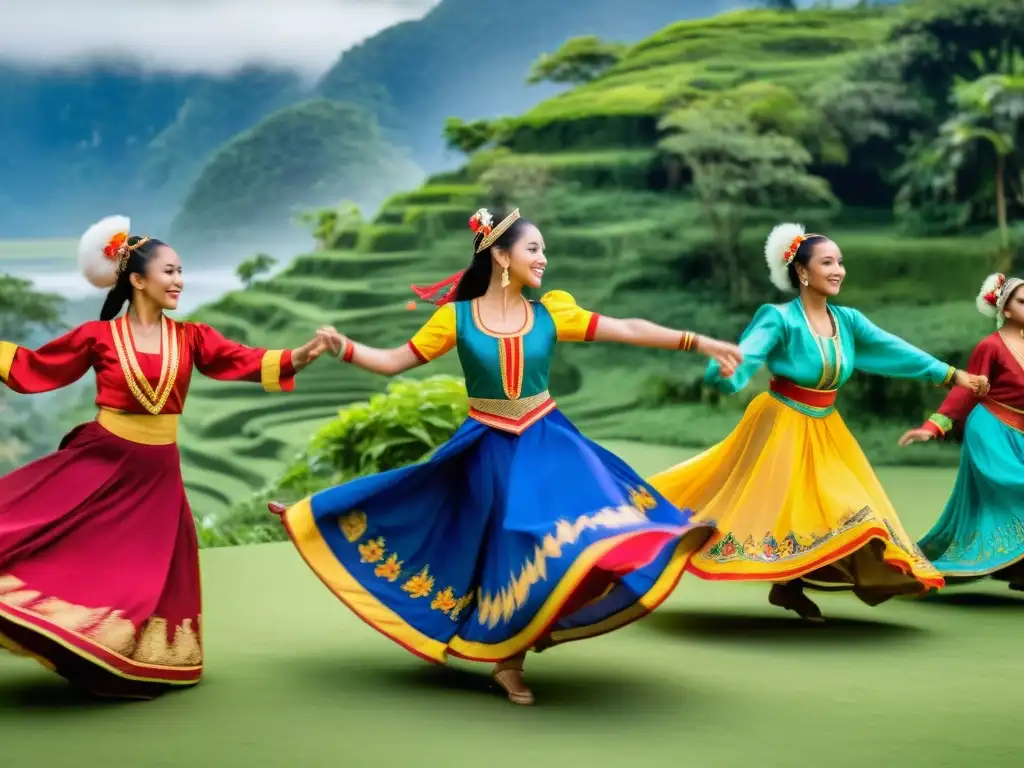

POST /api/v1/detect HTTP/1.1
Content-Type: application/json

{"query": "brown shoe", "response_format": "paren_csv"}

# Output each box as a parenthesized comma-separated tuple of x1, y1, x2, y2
(769, 582, 825, 623)
(491, 658, 534, 706)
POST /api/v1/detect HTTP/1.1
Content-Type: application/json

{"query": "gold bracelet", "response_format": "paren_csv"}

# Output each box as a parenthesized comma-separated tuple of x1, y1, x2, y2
(678, 331, 696, 352)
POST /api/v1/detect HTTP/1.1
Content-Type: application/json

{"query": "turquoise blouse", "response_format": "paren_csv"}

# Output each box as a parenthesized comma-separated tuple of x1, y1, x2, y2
(706, 299, 954, 410)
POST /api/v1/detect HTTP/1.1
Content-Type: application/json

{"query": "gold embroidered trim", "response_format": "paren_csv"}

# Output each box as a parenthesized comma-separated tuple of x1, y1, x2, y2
(0, 574, 202, 667)
(467, 391, 553, 419)
(497, 336, 524, 399)
(109, 315, 180, 415)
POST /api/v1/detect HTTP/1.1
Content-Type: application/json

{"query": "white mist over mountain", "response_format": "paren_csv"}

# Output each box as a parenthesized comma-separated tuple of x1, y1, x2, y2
(0, 0, 441, 76)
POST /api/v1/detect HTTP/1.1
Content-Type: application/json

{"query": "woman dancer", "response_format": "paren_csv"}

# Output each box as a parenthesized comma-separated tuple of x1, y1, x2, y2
(647, 222, 990, 621)
(0, 215, 326, 698)
(898, 273, 1024, 590)
(269, 207, 742, 705)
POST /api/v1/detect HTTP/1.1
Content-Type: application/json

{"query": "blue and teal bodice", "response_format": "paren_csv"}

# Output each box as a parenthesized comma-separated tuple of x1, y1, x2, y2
(406, 290, 599, 433)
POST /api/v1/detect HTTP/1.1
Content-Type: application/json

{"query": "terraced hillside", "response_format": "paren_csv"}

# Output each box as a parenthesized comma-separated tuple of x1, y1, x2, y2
(179, 6, 1002, 520)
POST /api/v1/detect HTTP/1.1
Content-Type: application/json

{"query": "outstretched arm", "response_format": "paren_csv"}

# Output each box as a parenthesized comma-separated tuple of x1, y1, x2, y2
(190, 323, 326, 392)
(0, 325, 94, 394)
(318, 304, 457, 377)
(540, 290, 743, 376)
(898, 338, 996, 446)
(705, 304, 785, 395)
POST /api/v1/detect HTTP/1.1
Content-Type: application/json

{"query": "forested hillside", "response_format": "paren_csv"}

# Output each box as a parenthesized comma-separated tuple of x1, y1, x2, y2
(175, 0, 1024, 543)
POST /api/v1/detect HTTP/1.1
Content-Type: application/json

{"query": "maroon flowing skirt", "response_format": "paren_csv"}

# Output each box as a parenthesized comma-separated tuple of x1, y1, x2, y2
(0, 420, 202, 698)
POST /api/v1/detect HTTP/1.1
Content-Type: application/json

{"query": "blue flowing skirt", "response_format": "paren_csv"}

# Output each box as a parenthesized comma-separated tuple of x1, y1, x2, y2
(918, 405, 1024, 582)
(278, 410, 713, 663)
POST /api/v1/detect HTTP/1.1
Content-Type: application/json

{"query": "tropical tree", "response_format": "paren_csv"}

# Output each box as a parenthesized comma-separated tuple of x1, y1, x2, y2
(526, 36, 626, 87)
(888, 0, 1024, 113)
(236, 253, 278, 288)
(899, 74, 1024, 264)
(659, 110, 838, 305)
(441, 117, 498, 156)
(296, 201, 364, 250)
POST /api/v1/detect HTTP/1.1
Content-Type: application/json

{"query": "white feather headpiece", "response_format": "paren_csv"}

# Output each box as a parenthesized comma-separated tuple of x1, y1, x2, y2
(77, 215, 150, 289)
(976, 273, 1005, 318)
(977, 272, 1023, 326)
(764, 222, 808, 292)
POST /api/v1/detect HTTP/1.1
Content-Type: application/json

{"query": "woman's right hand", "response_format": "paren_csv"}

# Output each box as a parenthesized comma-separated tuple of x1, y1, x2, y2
(897, 428, 935, 447)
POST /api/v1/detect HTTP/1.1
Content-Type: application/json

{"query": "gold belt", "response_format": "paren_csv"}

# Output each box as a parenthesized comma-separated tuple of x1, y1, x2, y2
(467, 391, 556, 435)
(96, 407, 179, 445)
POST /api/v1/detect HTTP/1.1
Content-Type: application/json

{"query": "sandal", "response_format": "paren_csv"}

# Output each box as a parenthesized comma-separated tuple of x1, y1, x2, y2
(491, 659, 534, 706)
(769, 583, 825, 623)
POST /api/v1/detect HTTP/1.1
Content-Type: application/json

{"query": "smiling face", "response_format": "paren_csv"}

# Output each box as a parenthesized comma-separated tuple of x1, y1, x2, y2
(495, 222, 547, 289)
(796, 239, 845, 297)
(130, 244, 184, 311)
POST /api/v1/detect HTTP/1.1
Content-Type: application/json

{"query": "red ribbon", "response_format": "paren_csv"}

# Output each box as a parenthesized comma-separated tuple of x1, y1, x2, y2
(410, 270, 465, 307)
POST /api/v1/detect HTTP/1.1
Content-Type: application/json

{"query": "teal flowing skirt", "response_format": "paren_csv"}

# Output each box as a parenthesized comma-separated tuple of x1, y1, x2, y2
(917, 405, 1024, 582)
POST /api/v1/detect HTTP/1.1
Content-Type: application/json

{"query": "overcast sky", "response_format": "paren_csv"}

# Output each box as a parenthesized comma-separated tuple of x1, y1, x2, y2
(0, 0, 441, 77)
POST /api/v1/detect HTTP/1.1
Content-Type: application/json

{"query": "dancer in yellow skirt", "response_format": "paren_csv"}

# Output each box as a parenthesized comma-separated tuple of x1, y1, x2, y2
(648, 222, 990, 621)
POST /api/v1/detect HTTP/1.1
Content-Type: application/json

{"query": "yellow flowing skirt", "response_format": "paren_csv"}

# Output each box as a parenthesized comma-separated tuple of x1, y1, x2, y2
(647, 393, 944, 605)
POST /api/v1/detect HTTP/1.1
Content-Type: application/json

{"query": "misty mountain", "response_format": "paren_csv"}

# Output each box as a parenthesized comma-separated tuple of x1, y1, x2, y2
(0, 0, 889, 242)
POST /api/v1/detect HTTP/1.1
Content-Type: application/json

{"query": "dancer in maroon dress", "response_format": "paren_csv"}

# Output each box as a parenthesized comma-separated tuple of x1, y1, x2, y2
(0, 215, 326, 698)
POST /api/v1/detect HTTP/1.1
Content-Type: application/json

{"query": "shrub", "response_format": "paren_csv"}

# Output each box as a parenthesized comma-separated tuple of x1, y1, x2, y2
(197, 375, 468, 547)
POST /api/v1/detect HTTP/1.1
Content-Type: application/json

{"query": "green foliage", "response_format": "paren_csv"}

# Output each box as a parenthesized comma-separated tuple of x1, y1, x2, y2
(527, 36, 628, 87)
(442, 117, 502, 155)
(0, 274, 64, 340)
(198, 375, 468, 547)
(888, 0, 1024, 110)
(235, 253, 278, 288)
(172, 99, 422, 244)
(296, 202, 365, 251)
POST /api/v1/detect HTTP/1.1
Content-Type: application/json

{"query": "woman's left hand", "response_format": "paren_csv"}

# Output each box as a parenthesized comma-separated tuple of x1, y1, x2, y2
(954, 370, 990, 396)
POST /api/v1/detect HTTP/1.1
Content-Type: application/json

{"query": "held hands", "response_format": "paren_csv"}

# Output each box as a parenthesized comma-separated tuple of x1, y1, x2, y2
(291, 335, 330, 370)
(314, 326, 350, 360)
(953, 369, 990, 397)
(696, 336, 744, 379)
(897, 428, 935, 447)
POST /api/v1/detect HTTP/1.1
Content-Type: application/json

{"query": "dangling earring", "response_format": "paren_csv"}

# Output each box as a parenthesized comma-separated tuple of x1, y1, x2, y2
(802, 279, 809, 287)
(501, 266, 510, 316)
(501, 267, 510, 288)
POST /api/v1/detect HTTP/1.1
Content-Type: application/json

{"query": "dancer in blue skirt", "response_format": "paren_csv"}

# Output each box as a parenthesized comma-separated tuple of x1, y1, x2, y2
(270, 207, 742, 705)
(899, 273, 1024, 590)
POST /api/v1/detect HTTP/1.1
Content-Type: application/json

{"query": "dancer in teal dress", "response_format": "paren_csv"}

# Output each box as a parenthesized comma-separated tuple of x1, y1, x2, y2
(899, 273, 1024, 590)
(269, 207, 743, 705)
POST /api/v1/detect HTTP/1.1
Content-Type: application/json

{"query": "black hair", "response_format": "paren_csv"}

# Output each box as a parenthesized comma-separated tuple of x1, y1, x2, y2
(453, 210, 534, 302)
(787, 234, 830, 290)
(98, 237, 169, 321)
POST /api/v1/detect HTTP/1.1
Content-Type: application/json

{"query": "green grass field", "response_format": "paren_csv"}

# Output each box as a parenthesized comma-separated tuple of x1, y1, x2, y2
(1, 442, 1017, 768)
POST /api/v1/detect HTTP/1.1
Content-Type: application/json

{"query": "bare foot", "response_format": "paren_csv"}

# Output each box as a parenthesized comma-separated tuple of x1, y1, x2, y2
(492, 657, 534, 705)
(769, 582, 825, 623)
(268, 501, 287, 516)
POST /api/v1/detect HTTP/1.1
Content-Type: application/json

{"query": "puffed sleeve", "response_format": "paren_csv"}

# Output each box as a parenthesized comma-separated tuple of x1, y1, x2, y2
(539, 290, 600, 342)
(0, 324, 96, 394)
(847, 308, 955, 386)
(188, 322, 296, 392)
(921, 338, 996, 437)
(706, 304, 785, 395)
(407, 304, 457, 363)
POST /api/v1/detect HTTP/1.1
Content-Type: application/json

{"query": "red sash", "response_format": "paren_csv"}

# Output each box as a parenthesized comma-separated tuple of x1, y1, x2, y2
(769, 377, 838, 408)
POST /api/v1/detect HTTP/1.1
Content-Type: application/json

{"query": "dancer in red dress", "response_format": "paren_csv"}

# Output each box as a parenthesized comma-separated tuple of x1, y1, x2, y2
(0, 215, 326, 698)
